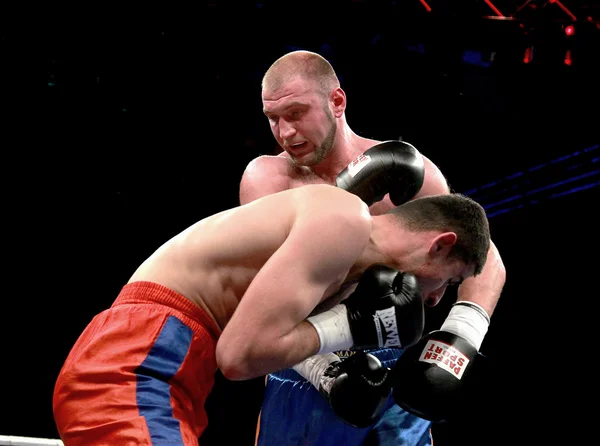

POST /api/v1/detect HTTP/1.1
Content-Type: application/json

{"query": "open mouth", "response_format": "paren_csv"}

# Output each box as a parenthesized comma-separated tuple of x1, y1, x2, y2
(288, 141, 310, 155)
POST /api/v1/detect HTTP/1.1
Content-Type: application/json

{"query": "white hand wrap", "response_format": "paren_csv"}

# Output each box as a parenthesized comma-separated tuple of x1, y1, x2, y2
(306, 304, 354, 354)
(292, 353, 340, 391)
(440, 301, 490, 350)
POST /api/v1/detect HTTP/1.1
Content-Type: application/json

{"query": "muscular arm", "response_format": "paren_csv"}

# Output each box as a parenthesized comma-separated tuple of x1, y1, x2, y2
(457, 240, 505, 316)
(215, 209, 371, 381)
(416, 153, 506, 317)
(242, 152, 506, 318)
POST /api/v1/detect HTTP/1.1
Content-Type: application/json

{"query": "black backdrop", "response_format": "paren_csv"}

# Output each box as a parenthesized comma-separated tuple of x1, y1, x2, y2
(2, 1, 598, 445)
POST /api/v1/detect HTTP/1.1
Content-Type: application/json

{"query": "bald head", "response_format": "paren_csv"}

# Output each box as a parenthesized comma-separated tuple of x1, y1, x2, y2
(262, 50, 340, 99)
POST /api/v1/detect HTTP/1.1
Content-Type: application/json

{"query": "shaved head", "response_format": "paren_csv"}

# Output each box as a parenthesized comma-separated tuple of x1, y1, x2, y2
(262, 50, 340, 99)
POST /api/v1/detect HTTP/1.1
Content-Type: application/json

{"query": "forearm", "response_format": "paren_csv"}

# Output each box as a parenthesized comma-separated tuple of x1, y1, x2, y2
(265, 321, 322, 373)
(217, 321, 320, 381)
(456, 240, 506, 317)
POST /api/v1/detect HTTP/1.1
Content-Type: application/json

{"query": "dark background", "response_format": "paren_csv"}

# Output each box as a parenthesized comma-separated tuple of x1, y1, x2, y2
(2, 1, 598, 445)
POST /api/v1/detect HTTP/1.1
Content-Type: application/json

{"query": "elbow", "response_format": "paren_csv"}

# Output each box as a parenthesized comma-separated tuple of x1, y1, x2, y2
(219, 363, 249, 382)
(215, 340, 253, 381)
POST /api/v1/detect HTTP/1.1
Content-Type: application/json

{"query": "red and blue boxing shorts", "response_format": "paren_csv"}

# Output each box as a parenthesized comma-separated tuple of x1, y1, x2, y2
(257, 348, 433, 446)
(53, 281, 221, 446)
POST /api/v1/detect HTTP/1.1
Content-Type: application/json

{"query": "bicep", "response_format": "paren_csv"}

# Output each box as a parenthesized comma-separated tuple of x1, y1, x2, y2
(224, 218, 367, 345)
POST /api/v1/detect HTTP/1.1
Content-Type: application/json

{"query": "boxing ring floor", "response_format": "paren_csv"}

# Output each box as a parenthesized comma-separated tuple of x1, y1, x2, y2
(0, 436, 63, 445)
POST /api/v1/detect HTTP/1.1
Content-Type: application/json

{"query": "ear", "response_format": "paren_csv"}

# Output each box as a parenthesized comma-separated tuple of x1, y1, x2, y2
(428, 232, 457, 257)
(331, 87, 346, 117)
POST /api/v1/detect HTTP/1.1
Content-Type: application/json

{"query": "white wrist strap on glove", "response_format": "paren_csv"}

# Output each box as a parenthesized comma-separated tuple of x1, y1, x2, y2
(440, 302, 490, 351)
(292, 353, 340, 391)
(306, 304, 354, 354)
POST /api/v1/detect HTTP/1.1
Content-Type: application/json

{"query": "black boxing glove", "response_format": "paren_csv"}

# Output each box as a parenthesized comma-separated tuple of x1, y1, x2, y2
(344, 264, 425, 350)
(335, 140, 425, 206)
(320, 351, 391, 428)
(390, 302, 491, 423)
(307, 264, 425, 354)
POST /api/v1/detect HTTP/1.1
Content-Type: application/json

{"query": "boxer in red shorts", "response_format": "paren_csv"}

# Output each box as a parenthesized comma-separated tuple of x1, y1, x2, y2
(53, 183, 490, 446)
(53, 281, 221, 445)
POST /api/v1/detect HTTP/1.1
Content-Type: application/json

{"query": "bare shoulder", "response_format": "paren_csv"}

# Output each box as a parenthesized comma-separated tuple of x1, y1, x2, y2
(242, 155, 292, 185)
(291, 185, 373, 259)
(296, 185, 371, 223)
(243, 154, 290, 176)
(416, 153, 451, 197)
(240, 155, 293, 204)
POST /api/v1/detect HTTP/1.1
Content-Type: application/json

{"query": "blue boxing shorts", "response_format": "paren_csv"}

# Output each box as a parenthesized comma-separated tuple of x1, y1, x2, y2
(256, 348, 432, 446)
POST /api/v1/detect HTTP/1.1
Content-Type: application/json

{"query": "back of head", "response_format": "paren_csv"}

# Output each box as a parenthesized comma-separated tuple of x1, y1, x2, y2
(386, 194, 491, 275)
(262, 50, 340, 100)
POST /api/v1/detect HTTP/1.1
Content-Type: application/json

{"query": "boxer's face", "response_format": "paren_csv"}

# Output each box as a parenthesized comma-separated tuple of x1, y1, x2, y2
(408, 259, 475, 308)
(262, 77, 337, 166)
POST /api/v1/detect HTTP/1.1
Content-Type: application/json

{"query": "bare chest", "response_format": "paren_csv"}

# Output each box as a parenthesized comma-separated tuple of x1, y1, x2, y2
(287, 167, 395, 215)
(287, 167, 332, 189)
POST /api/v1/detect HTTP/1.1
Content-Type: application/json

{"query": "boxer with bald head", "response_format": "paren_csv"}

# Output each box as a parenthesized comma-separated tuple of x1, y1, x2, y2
(53, 184, 490, 446)
(240, 49, 506, 446)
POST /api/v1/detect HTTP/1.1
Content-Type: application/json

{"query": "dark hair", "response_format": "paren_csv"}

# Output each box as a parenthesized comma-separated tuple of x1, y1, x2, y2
(386, 194, 490, 275)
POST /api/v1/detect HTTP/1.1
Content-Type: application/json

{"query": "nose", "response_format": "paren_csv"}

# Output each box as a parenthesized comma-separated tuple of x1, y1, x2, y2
(279, 119, 296, 140)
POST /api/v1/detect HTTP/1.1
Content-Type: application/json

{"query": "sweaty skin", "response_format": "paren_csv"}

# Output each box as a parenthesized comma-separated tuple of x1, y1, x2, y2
(242, 64, 505, 314)
(128, 183, 477, 381)
(241, 152, 455, 307)
(242, 49, 503, 446)
(243, 151, 505, 313)
(129, 185, 373, 380)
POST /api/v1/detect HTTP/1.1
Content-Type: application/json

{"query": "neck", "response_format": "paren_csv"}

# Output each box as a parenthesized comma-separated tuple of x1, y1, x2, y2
(310, 118, 379, 181)
(356, 217, 419, 275)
